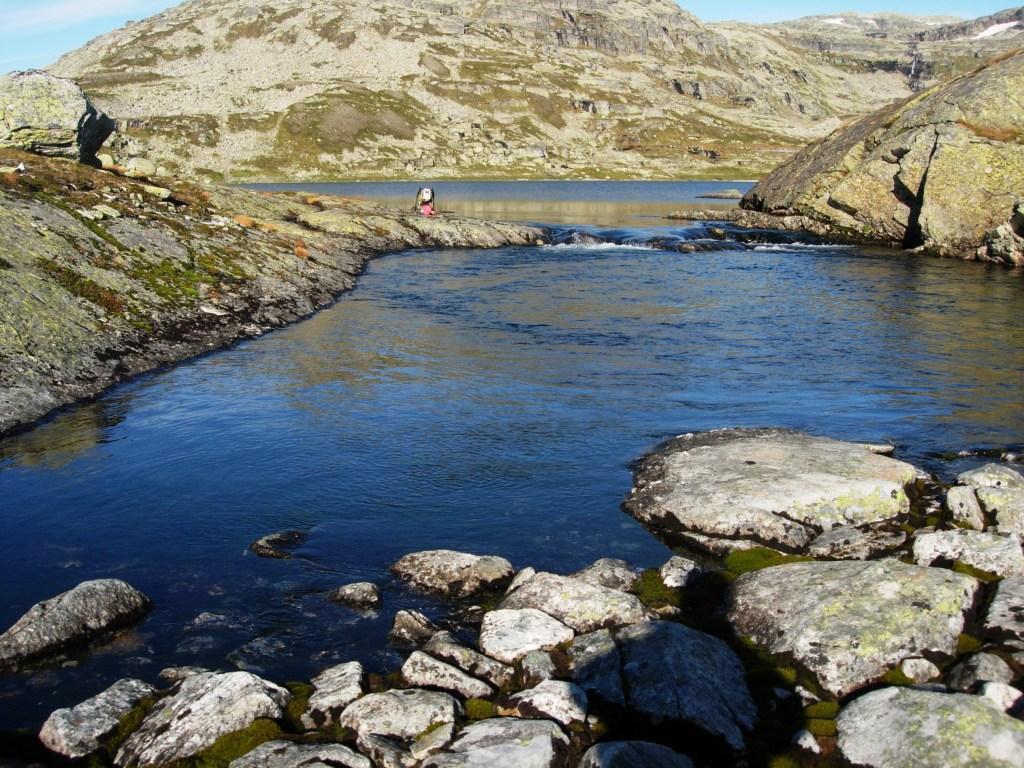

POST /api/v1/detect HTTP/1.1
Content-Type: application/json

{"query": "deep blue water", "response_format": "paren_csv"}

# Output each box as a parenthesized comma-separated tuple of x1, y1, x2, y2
(1, 210, 1023, 730)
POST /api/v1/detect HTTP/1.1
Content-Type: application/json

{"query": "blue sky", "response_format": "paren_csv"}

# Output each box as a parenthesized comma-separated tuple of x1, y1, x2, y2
(0, 0, 1013, 73)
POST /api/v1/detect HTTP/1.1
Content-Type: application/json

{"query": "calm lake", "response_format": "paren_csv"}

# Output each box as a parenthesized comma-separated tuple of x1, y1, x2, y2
(1, 181, 1023, 730)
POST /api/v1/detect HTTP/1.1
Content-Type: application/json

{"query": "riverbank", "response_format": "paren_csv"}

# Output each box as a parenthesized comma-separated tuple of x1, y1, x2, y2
(0, 151, 545, 436)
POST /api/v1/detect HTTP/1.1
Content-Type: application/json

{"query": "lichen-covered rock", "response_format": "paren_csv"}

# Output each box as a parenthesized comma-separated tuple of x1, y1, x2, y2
(355, 734, 415, 768)
(391, 550, 515, 598)
(616, 621, 756, 751)
(389, 610, 439, 649)
(984, 576, 1024, 648)
(945, 652, 1014, 691)
(301, 661, 364, 729)
(114, 672, 290, 768)
(328, 582, 381, 609)
(980, 682, 1024, 713)
(741, 51, 1024, 264)
(248, 530, 305, 559)
(571, 558, 640, 592)
(505, 567, 537, 596)
(976, 487, 1024, 536)
(568, 629, 623, 706)
(0, 579, 152, 669)
(402, 651, 493, 699)
(624, 429, 919, 553)
(727, 559, 979, 697)
(498, 572, 646, 633)
(519, 650, 557, 687)
(658, 556, 702, 588)
(0, 70, 114, 161)
(899, 657, 940, 683)
(40, 678, 156, 759)
(959, 463, 1024, 490)
(837, 687, 1024, 767)
(579, 741, 694, 768)
(501, 680, 587, 727)
(913, 529, 1024, 576)
(229, 740, 370, 768)
(947, 486, 985, 531)
(478, 609, 574, 664)
(423, 632, 513, 689)
(807, 525, 907, 559)
(338, 688, 459, 741)
(420, 718, 569, 768)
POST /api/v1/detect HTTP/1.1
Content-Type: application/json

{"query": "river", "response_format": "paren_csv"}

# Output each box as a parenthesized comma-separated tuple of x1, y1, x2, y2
(1, 181, 1022, 730)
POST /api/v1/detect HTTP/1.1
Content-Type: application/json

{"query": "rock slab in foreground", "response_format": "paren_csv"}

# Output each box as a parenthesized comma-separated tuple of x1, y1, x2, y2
(229, 740, 370, 768)
(617, 621, 756, 751)
(498, 572, 647, 633)
(728, 559, 979, 697)
(0, 579, 151, 668)
(114, 671, 290, 768)
(837, 687, 1024, 767)
(579, 741, 694, 768)
(478, 609, 574, 664)
(339, 688, 459, 741)
(421, 718, 569, 768)
(391, 550, 514, 598)
(624, 428, 919, 552)
(40, 678, 156, 759)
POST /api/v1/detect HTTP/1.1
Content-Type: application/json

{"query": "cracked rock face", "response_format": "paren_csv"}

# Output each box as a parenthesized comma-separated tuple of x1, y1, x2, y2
(837, 687, 1024, 767)
(498, 572, 647, 633)
(0, 579, 152, 669)
(913, 529, 1024, 577)
(420, 717, 570, 768)
(624, 428, 918, 553)
(338, 688, 459, 742)
(40, 678, 156, 759)
(727, 559, 979, 697)
(301, 661, 364, 729)
(390, 550, 514, 598)
(114, 671, 290, 768)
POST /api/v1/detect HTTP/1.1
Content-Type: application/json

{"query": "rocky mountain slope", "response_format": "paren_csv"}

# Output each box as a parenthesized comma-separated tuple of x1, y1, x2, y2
(740, 49, 1024, 265)
(46, 0, 1016, 182)
(916, 6, 1023, 42)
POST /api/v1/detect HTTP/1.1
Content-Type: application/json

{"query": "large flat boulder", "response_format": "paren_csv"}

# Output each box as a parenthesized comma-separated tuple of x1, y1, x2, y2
(0, 579, 151, 669)
(624, 429, 919, 552)
(837, 687, 1024, 767)
(498, 572, 647, 633)
(338, 688, 459, 741)
(40, 678, 156, 759)
(391, 550, 514, 598)
(0, 70, 114, 161)
(420, 718, 569, 768)
(478, 608, 574, 664)
(727, 560, 979, 697)
(114, 672, 290, 768)
(616, 621, 756, 752)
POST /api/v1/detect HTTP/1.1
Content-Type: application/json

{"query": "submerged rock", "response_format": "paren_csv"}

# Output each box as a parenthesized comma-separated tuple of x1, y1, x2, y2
(0, 579, 151, 669)
(913, 529, 1024, 576)
(579, 741, 694, 768)
(616, 621, 756, 751)
(391, 550, 514, 598)
(389, 610, 439, 649)
(624, 429, 919, 553)
(837, 687, 1024, 767)
(328, 582, 381, 609)
(114, 671, 290, 768)
(229, 740, 370, 768)
(40, 678, 156, 759)
(478, 609, 574, 664)
(248, 530, 306, 559)
(727, 559, 978, 697)
(301, 661, 364, 729)
(421, 718, 569, 768)
(339, 688, 459, 741)
(571, 558, 641, 592)
(498, 572, 646, 633)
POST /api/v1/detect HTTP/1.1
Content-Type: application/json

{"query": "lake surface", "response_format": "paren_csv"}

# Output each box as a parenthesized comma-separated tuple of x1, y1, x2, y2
(2, 183, 1024, 731)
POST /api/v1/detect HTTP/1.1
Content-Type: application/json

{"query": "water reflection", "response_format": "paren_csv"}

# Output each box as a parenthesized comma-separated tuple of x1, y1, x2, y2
(0, 400, 128, 470)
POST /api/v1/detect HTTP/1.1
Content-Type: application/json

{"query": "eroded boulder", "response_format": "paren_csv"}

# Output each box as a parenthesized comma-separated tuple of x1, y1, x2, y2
(913, 529, 1024, 577)
(391, 550, 514, 598)
(301, 661, 364, 729)
(338, 688, 459, 741)
(40, 678, 156, 759)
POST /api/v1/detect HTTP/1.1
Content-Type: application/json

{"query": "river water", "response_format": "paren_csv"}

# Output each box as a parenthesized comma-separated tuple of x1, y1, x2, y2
(1, 181, 1023, 731)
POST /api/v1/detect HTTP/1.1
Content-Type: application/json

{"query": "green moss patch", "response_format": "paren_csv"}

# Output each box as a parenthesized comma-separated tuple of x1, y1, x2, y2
(38, 259, 126, 314)
(284, 682, 313, 730)
(803, 701, 839, 719)
(163, 719, 282, 768)
(464, 698, 496, 720)
(804, 718, 837, 737)
(723, 547, 814, 576)
(956, 632, 983, 655)
(951, 560, 1000, 583)
(631, 568, 682, 609)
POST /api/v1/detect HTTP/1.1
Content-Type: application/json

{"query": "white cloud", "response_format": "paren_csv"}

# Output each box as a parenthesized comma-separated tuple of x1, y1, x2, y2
(3, 0, 171, 34)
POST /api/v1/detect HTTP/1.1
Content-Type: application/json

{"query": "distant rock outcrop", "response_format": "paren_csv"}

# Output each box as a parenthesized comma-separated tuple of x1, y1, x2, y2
(741, 50, 1024, 265)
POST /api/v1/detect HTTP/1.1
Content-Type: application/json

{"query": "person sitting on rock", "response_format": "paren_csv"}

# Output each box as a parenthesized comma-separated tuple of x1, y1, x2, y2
(414, 186, 435, 217)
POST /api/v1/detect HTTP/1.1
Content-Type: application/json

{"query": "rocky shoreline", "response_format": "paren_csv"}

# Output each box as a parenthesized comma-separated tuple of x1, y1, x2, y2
(2, 430, 1023, 767)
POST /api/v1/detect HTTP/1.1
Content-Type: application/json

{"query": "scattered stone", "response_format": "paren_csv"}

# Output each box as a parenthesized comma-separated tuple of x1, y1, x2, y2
(96, 153, 116, 169)
(807, 525, 906, 560)
(958, 464, 1024, 490)
(502, 680, 588, 727)
(421, 718, 569, 768)
(423, 632, 513, 689)
(571, 558, 640, 592)
(837, 687, 1024, 767)
(123, 157, 157, 179)
(518, 650, 556, 687)
(727, 560, 978, 697)
(228, 740, 370, 768)
(569, 629, 624, 706)
(328, 582, 381, 609)
(411, 721, 455, 761)
(947, 486, 985, 531)
(499, 572, 646, 633)
(339, 688, 459, 741)
(945, 653, 1014, 692)
(355, 734, 415, 768)
(913, 529, 1024, 576)
(980, 682, 1024, 713)
(142, 185, 172, 200)
(389, 610, 439, 649)
(40, 678, 156, 759)
(402, 651, 493, 699)
(391, 550, 515, 599)
(114, 671, 290, 768)
(977, 487, 1024, 536)
(617, 621, 756, 751)
(478, 609, 574, 664)
(984, 576, 1024, 648)
(93, 204, 120, 220)
(506, 567, 536, 595)
(159, 666, 209, 684)
(248, 530, 306, 559)
(0, 579, 152, 669)
(579, 741, 694, 768)
(301, 661, 364, 729)
(624, 429, 919, 552)
(658, 556, 703, 588)
(899, 657, 940, 683)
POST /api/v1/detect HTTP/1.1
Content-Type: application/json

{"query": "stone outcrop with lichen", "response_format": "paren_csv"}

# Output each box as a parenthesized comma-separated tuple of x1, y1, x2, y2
(741, 50, 1024, 265)
(0, 150, 543, 435)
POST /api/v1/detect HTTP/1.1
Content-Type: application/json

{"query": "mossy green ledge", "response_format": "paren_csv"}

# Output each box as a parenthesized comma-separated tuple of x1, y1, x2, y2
(0, 150, 544, 436)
